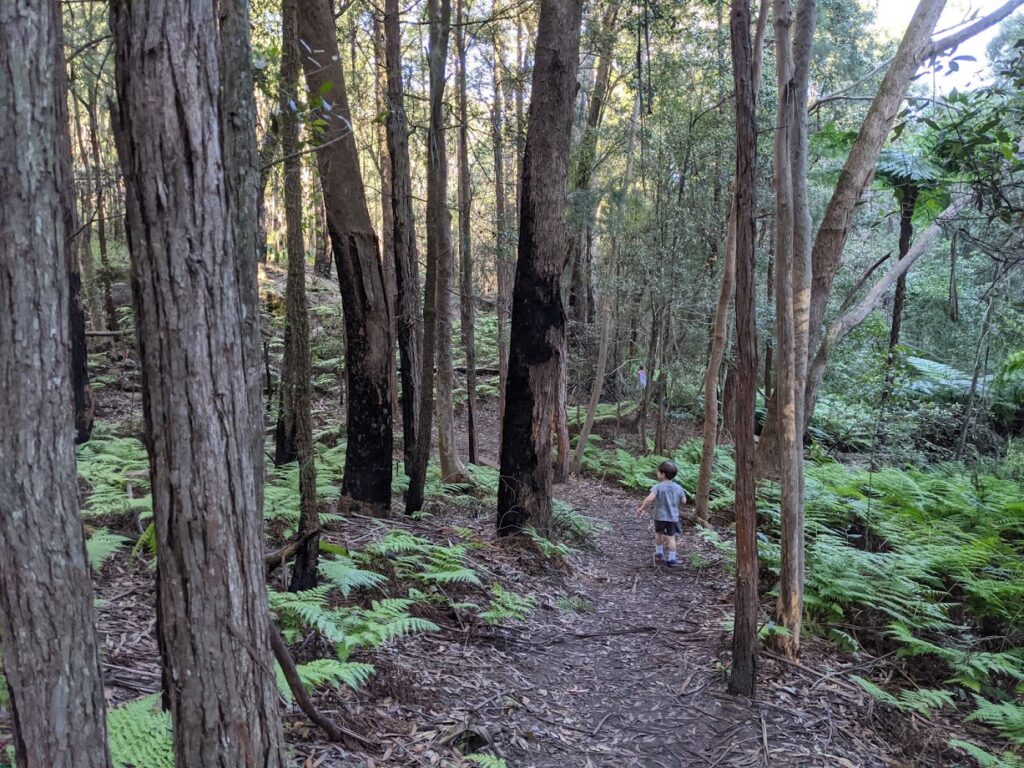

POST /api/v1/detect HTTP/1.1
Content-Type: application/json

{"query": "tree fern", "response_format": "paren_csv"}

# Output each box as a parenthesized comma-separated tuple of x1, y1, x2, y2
(107, 695, 174, 768)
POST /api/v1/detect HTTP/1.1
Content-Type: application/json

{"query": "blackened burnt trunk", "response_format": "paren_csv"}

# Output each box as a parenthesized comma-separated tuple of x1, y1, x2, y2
(497, 0, 584, 537)
(298, 0, 394, 508)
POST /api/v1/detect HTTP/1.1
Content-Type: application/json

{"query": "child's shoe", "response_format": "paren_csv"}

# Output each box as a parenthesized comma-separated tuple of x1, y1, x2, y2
(666, 556, 677, 567)
(654, 551, 664, 562)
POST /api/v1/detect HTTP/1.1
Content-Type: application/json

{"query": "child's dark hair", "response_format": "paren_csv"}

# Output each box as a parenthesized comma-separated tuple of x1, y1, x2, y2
(658, 460, 677, 479)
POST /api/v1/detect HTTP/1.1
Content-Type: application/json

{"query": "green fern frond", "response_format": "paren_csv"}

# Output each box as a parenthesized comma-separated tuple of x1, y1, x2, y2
(107, 695, 174, 768)
(86, 529, 129, 570)
(275, 659, 376, 702)
(480, 584, 535, 625)
(466, 755, 508, 768)
(967, 696, 1024, 745)
(319, 556, 386, 597)
(949, 739, 1024, 768)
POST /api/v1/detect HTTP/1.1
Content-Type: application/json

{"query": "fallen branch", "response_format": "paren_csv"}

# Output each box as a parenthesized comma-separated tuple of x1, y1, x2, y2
(267, 619, 374, 747)
(264, 526, 321, 575)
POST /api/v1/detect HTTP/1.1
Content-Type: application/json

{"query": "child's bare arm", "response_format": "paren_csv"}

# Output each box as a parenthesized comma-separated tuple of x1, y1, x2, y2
(636, 491, 656, 517)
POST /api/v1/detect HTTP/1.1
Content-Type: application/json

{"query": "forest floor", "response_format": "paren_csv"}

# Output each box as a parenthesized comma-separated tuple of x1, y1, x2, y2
(90, 407, 963, 768)
(77, 270, 982, 766)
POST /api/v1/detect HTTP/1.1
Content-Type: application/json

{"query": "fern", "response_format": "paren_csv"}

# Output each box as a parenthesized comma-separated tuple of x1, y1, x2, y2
(107, 695, 174, 768)
(851, 677, 955, 718)
(274, 659, 376, 702)
(949, 740, 1024, 768)
(967, 696, 1024, 745)
(466, 755, 508, 768)
(319, 556, 387, 597)
(479, 584, 535, 625)
(86, 528, 129, 570)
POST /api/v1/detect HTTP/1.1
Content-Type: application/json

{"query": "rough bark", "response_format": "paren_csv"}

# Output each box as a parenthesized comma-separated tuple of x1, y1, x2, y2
(427, 0, 468, 483)
(497, 0, 584, 537)
(110, 0, 286, 762)
(86, 98, 118, 333)
(298, 0, 394, 508)
(728, 0, 760, 698)
(71, 95, 103, 331)
(0, 1, 112, 762)
(274, 0, 319, 591)
(456, 0, 478, 465)
(492, 23, 514, 435)
(384, 0, 423, 475)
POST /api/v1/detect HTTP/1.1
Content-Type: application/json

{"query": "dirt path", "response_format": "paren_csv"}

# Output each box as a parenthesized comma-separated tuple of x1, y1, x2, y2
(450, 477, 890, 768)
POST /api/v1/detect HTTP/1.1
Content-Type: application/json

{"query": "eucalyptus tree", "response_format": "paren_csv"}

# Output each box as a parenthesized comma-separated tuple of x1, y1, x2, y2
(298, 0, 395, 509)
(110, 0, 285, 761)
(498, 0, 584, 536)
(0, 0, 110, 762)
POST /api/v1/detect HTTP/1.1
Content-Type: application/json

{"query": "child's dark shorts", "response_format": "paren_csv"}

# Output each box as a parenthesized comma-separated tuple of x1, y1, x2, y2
(654, 520, 682, 535)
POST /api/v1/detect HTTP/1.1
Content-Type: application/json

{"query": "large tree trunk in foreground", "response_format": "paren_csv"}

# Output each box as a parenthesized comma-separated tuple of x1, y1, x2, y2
(456, 0, 478, 466)
(0, 2, 111, 762)
(110, 0, 285, 762)
(497, 0, 584, 537)
(275, 0, 319, 591)
(298, 0, 394, 508)
(728, 0, 760, 698)
(384, 0, 423, 475)
(427, 0, 468, 483)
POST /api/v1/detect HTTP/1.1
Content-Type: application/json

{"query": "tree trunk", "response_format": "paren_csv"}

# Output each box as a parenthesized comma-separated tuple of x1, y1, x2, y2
(87, 97, 118, 333)
(571, 95, 640, 474)
(275, 0, 319, 591)
(565, 2, 620, 326)
(498, 0, 584, 537)
(456, 0, 478, 465)
(71, 95, 103, 331)
(769, 0, 816, 661)
(110, 0, 285, 761)
(696, 200, 736, 521)
(298, 0, 394, 508)
(384, 0, 423, 475)
(0, 2, 112, 762)
(257, 122, 280, 265)
(880, 185, 918, 404)
(492, 22, 514, 437)
(427, 0, 468, 483)
(728, 0, 760, 699)
(757, 0, 947, 462)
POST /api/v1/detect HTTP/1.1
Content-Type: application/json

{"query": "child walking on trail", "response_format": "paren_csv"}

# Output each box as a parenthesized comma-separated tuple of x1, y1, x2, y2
(636, 460, 688, 566)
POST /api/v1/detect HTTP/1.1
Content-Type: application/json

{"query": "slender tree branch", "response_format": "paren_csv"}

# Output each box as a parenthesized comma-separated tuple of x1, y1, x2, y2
(924, 0, 1024, 60)
(267, 620, 375, 747)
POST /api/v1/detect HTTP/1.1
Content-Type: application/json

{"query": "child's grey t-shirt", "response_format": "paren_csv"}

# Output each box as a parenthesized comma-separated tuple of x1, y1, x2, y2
(650, 480, 686, 522)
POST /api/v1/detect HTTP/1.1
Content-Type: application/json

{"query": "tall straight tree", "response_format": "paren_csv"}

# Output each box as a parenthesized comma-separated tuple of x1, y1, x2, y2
(298, 0, 394, 508)
(275, 0, 319, 591)
(384, 0, 423, 475)
(769, 0, 816, 659)
(491, 18, 514, 425)
(456, 0, 479, 465)
(497, 0, 584, 536)
(110, 0, 285, 762)
(0, 0, 111, 762)
(695, 0, 769, 522)
(428, 0, 468, 483)
(728, 0, 761, 697)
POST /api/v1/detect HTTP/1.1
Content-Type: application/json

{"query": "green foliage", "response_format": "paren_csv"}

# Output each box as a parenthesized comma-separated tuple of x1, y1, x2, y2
(479, 584, 535, 625)
(523, 527, 572, 560)
(77, 427, 151, 522)
(466, 755, 508, 768)
(319, 556, 387, 597)
(107, 695, 174, 768)
(274, 659, 376, 703)
(86, 528, 129, 570)
(850, 677, 955, 717)
(949, 739, 1024, 768)
(967, 696, 1024, 745)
